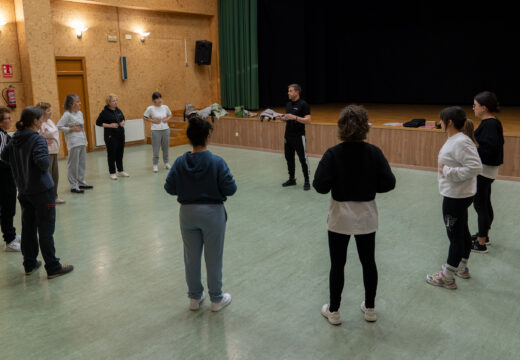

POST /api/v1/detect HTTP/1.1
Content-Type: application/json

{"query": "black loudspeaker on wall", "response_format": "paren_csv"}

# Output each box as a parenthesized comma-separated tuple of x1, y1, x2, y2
(195, 40, 212, 65)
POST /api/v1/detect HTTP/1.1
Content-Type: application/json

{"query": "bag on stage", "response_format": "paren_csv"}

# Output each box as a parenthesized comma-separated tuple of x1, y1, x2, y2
(403, 118, 426, 128)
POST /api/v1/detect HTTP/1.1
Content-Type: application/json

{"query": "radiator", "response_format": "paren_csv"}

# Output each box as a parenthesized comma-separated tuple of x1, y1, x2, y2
(95, 119, 145, 146)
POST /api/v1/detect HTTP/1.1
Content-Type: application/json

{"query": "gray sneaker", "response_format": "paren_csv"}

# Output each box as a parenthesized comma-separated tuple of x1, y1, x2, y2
(189, 293, 205, 311)
(210, 293, 232, 312)
(360, 301, 377, 322)
(321, 304, 341, 325)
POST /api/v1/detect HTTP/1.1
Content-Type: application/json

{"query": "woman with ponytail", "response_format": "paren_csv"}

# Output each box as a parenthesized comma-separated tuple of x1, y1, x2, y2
(426, 106, 481, 290)
(0, 106, 73, 278)
(313, 105, 396, 325)
(164, 117, 236, 312)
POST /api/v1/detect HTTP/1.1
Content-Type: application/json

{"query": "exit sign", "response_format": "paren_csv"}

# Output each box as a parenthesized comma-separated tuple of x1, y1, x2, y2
(2, 64, 13, 78)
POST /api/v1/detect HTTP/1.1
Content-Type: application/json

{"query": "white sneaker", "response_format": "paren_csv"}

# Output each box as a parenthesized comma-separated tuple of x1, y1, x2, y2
(164, 163, 171, 170)
(189, 293, 205, 311)
(210, 293, 232, 312)
(117, 171, 129, 177)
(4, 239, 21, 252)
(360, 301, 377, 322)
(110, 174, 118, 180)
(14, 234, 21, 243)
(55, 198, 66, 204)
(321, 304, 341, 325)
(153, 165, 158, 173)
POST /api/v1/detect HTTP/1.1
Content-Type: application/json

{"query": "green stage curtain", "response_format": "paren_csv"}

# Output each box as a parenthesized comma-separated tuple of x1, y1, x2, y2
(219, 0, 259, 110)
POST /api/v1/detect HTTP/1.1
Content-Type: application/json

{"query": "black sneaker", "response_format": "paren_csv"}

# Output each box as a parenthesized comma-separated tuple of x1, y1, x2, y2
(25, 261, 42, 275)
(79, 185, 94, 190)
(303, 182, 311, 191)
(282, 179, 296, 187)
(471, 240, 488, 254)
(71, 188, 84, 194)
(47, 264, 74, 279)
(472, 233, 490, 245)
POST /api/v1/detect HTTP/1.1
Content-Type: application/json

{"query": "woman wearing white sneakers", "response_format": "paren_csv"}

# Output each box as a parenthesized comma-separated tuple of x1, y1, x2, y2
(426, 106, 482, 289)
(144, 92, 172, 173)
(313, 105, 396, 325)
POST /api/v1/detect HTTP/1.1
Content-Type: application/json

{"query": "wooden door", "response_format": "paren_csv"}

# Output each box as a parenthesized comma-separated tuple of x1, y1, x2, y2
(55, 57, 93, 153)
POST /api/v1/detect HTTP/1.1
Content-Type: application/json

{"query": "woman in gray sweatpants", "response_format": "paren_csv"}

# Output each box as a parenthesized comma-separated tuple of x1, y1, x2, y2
(144, 92, 172, 173)
(57, 94, 92, 193)
(164, 117, 237, 312)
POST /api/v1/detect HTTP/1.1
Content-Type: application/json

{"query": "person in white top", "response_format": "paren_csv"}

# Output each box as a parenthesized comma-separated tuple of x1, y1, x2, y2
(57, 94, 93, 193)
(143, 92, 172, 172)
(37, 102, 65, 204)
(426, 106, 482, 290)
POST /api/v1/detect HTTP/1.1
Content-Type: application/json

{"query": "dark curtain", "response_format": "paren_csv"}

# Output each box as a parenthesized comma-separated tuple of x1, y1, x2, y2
(258, 1, 520, 107)
(219, 0, 259, 109)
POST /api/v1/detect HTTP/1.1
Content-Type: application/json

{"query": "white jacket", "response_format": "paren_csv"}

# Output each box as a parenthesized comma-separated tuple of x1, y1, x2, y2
(438, 132, 482, 198)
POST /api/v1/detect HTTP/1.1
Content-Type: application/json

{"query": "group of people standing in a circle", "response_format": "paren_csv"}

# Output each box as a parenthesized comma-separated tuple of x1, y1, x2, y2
(0, 86, 506, 322)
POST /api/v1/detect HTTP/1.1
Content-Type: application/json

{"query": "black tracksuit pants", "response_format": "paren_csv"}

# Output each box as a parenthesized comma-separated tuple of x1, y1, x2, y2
(473, 175, 494, 238)
(105, 131, 125, 174)
(443, 196, 473, 268)
(284, 135, 309, 182)
(0, 179, 17, 244)
(18, 189, 61, 273)
(328, 231, 378, 311)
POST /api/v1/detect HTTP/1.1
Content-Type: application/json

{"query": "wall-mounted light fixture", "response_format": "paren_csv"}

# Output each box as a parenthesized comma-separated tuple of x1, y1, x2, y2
(71, 20, 88, 39)
(75, 26, 88, 39)
(0, 20, 7, 33)
(138, 31, 150, 43)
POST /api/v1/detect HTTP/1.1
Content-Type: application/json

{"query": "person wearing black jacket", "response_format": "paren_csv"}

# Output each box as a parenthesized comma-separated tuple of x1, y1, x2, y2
(280, 84, 312, 190)
(471, 91, 504, 253)
(96, 94, 128, 180)
(1, 106, 73, 278)
(313, 105, 395, 326)
(0, 107, 21, 252)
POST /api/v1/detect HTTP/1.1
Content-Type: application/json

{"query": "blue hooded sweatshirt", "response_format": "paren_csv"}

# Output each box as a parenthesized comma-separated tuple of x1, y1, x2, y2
(164, 150, 236, 204)
(1, 129, 53, 195)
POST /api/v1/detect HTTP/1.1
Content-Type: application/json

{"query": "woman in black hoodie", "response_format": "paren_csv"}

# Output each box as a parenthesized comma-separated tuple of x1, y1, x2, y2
(471, 91, 504, 253)
(313, 105, 395, 326)
(1, 107, 73, 278)
(96, 94, 128, 180)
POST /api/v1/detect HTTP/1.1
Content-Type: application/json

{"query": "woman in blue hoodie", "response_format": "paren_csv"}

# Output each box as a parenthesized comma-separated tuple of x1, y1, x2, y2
(165, 117, 237, 312)
(1, 107, 73, 279)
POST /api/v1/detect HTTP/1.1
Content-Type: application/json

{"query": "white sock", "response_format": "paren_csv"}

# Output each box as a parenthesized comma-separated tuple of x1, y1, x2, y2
(442, 264, 456, 279)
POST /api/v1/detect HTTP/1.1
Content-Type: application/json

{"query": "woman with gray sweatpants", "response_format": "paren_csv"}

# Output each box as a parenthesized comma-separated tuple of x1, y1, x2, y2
(57, 94, 93, 194)
(144, 92, 172, 173)
(164, 116, 237, 312)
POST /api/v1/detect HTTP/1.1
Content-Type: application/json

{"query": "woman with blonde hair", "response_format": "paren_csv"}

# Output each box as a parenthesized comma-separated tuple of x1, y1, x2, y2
(57, 94, 93, 193)
(37, 102, 65, 204)
(96, 94, 128, 180)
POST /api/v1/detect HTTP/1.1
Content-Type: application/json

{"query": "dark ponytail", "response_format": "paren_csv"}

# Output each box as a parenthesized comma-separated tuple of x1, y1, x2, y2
(187, 116, 213, 147)
(16, 106, 44, 130)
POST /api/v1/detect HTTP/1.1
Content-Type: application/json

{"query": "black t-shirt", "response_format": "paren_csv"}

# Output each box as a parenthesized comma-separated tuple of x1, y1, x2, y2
(285, 98, 310, 137)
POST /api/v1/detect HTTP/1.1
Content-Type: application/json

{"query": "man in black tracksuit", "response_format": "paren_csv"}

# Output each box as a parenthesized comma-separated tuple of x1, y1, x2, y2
(281, 84, 312, 190)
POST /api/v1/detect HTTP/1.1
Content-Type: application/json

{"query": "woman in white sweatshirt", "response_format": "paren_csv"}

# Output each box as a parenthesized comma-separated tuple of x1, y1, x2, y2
(426, 106, 482, 289)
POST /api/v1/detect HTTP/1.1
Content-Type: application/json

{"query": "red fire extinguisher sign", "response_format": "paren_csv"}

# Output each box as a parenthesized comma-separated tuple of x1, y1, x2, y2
(2, 64, 13, 78)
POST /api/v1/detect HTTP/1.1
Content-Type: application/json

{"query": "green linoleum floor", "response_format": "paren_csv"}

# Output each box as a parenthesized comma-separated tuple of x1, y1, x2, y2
(1, 144, 520, 360)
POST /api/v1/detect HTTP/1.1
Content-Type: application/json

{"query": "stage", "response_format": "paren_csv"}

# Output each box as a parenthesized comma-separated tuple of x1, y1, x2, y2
(206, 104, 520, 180)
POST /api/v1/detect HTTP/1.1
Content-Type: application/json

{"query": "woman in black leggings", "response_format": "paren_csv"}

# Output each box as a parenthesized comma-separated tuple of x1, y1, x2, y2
(313, 105, 395, 325)
(471, 91, 504, 254)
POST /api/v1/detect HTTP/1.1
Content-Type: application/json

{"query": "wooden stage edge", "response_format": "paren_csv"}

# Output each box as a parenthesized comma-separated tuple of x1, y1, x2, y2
(208, 114, 520, 181)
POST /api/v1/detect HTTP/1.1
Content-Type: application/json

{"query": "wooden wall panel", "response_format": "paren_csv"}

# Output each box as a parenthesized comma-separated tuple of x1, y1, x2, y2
(210, 118, 520, 180)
